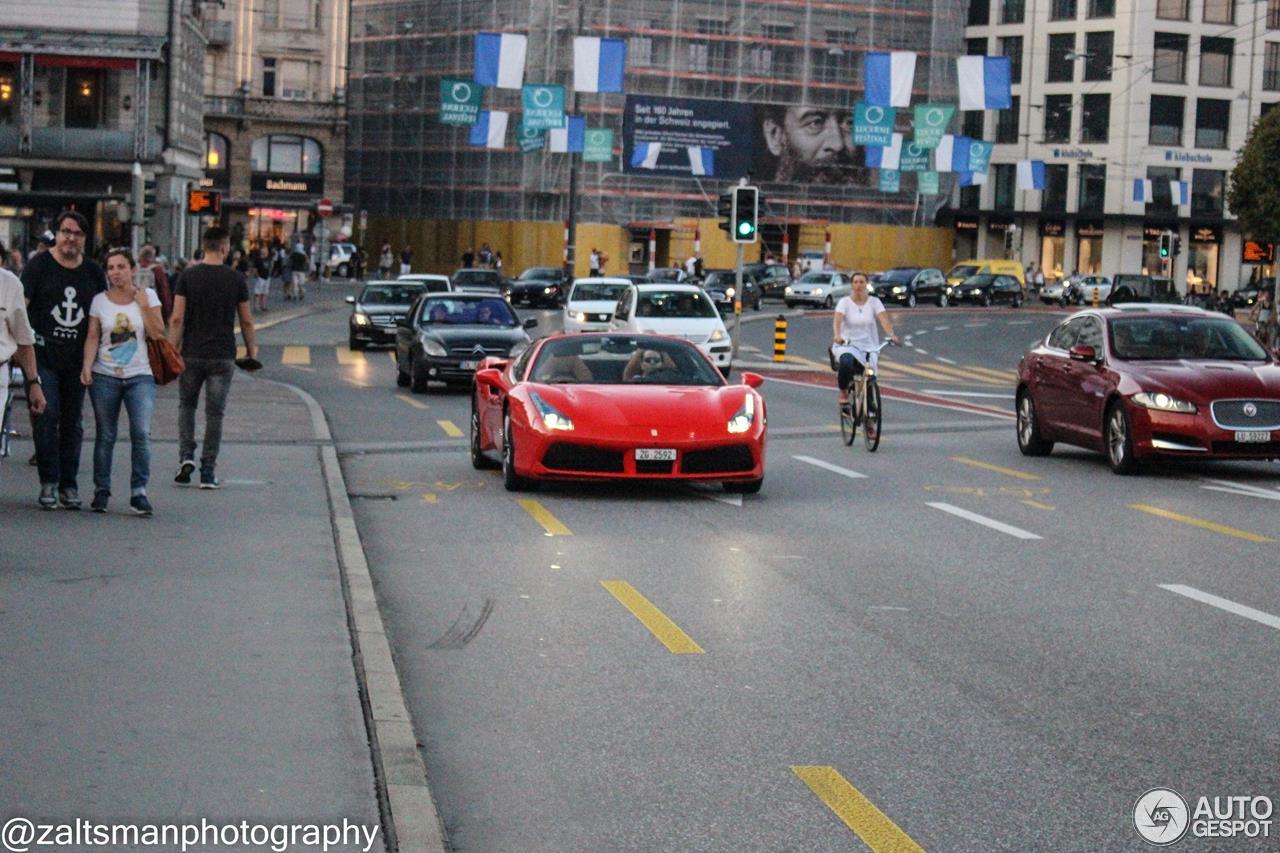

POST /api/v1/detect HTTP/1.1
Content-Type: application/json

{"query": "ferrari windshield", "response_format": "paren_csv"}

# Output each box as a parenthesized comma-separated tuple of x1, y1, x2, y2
(570, 282, 629, 302)
(636, 289, 718, 318)
(528, 335, 724, 386)
(1110, 316, 1266, 361)
(419, 297, 516, 326)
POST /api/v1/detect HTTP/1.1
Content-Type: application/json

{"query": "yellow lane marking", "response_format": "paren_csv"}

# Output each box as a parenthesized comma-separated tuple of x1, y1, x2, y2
(281, 345, 310, 365)
(792, 766, 925, 852)
(1021, 499, 1056, 510)
(878, 359, 962, 383)
(916, 363, 1008, 385)
(396, 395, 428, 410)
(1129, 504, 1273, 543)
(518, 498, 572, 536)
(951, 455, 1040, 481)
(600, 580, 704, 654)
(421, 493, 438, 505)
(784, 354, 830, 369)
(437, 419, 464, 438)
(336, 346, 367, 366)
(872, 362, 943, 382)
(962, 365, 1020, 381)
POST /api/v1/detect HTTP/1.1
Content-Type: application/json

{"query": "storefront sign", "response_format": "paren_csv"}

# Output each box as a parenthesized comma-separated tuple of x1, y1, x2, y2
(1076, 221, 1104, 238)
(1040, 220, 1065, 238)
(251, 174, 323, 195)
(1050, 148, 1095, 161)
(1191, 224, 1220, 244)
(1143, 224, 1173, 239)
(987, 219, 1013, 233)
(955, 217, 979, 232)
(1164, 150, 1213, 164)
(1242, 240, 1275, 263)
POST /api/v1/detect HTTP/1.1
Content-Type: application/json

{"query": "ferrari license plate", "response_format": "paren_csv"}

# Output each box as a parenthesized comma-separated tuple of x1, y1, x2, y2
(460, 360, 479, 370)
(1235, 430, 1271, 443)
(636, 448, 676, 461)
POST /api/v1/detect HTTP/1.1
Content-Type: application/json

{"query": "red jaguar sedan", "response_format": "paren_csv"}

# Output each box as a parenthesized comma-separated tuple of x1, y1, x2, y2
(1016, 305, 1280, 473)
(471, 333, 767, 492)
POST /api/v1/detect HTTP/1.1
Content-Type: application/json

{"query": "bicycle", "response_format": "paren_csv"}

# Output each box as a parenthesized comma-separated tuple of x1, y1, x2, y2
(834, 339, 895, 452)
(1, 364, 22, 459)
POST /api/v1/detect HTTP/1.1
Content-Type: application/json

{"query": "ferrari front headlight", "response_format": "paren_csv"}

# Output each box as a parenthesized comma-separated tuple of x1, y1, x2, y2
(727, 394, 756, 433)
(530, 391, 574, 431)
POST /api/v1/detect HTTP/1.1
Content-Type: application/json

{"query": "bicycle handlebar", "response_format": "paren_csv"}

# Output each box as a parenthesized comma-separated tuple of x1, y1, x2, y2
(836, 339, 897, 352)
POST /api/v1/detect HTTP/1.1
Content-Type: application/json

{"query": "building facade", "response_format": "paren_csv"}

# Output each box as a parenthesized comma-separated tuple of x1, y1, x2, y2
(0, 1, 206, 259)
(201, 0, 351, 252)
(959, 0, 1279, 294)
(346, 0, 967, 276)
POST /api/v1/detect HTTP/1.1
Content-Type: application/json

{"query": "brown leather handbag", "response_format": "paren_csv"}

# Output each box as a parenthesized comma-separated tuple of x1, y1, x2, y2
(146, 335, 185, 385)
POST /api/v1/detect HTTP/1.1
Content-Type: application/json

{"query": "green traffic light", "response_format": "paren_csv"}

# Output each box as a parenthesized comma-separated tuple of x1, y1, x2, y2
(737, 221, 754, 236)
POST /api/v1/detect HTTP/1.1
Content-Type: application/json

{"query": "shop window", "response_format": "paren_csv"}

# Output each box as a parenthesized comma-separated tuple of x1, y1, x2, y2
(1191, 169, 1224, 217)
(0, 65, 14, 125)
(1001, 36, 1023, 83)
(1200, 37, 1233, 87)
(1266, 43, 1280, 90)
(1043, 165, 1069, 212)
(250, 134, 323, 175)
(1194, 99, 1230, 149)
(1076, 229, 1104, 273)
(1157, 0, 1188, 20)
(1188, 232, 1220, 290)
(1051, 0, 1077, 20)
(64, 69, 104, 129)
(1084, 32, 1113, 81)
(1204, 0, 1234, 24)
(1149, 95, 1184, 145)
(1153, 33, 1188, 84)
(1002, 0, 1025, 25)
(1047, 33, 1076, 82)
(1078, 164, 1106, 211)
(1081, 95, 1109, 142)
(1041, 227, 1066, 279)
(1044, 94, 1072, 143)
(1089, 0, 1115, 17)
(993, 163, 1016, 210)
(968, 0, 991, 26)
(996, 95, 1020, 143)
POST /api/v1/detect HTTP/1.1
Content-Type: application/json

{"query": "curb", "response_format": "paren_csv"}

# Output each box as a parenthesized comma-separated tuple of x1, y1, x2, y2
(258, 374, 447, 853)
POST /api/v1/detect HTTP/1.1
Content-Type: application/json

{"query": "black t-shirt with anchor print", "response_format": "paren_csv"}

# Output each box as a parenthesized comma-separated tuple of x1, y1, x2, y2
(21, 250, 107, 372)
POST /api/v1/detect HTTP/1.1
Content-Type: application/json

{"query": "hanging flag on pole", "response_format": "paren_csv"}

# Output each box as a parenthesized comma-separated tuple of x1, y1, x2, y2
(521, 84, 566, 129)
(918, 171, 941, 195)
(474, 32, 528, 89)
(899, 141, 930, 172)
(468, 111, 509, 149)
(853, 104, 896, 147)
(959, 171, 988, 187)
(439, 79, 484, 126)
(864, 133, 903, 170)
(1169, 180, 1190, 206)
(956, 56, 1012, 110)
(1016, 159, 1046, 191)
(912, 104, 956, 148)
(967, 140, 993, 174)
(573, 37, 626, 93)
(548, 116, 586, 153)
(630, 141, 661, 168)
(1132, 178, 1154, 202)
(583, 128, 614, 162)
(934, 135, 972, 172)
(687, 146, 715, 176)
(878, 169, 901, 193)
(864, 51, 916, 108)
(517, 123, 545, 153)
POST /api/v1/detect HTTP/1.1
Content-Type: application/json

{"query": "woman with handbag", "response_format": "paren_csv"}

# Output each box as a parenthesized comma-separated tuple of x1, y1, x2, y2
(80, 248, 165, 515)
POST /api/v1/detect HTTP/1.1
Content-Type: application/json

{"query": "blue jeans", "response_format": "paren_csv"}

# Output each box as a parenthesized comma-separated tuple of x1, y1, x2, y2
(178, 358, 235, 475)
(34, 363, 86, 490)
(89, 373, 156, 495)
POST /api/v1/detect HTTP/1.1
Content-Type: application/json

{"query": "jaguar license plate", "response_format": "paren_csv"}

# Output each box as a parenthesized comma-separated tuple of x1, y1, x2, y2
(636, 448, 676, 461)
(1235, 430, 1271, 443)
(460, 360, 479, 370)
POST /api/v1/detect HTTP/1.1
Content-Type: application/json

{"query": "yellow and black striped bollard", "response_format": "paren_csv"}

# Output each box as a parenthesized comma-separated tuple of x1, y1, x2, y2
(773, 315, 787, 362)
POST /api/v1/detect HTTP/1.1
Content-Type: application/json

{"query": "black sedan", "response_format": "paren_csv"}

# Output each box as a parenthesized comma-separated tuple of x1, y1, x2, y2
(876, 266, 948, 307)
(743, 262, 793, 298)
(509, 267, 567, 307)
(951, 274, 1024, 307)
(700, 269, 762, 313)
(346, 280, 427, 350)
(395, 293, 536, 392)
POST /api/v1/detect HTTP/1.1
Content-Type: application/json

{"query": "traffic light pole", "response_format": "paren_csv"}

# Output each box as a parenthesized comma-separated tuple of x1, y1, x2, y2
(733, 242, 744, 365)
(130, 161, 145, 257)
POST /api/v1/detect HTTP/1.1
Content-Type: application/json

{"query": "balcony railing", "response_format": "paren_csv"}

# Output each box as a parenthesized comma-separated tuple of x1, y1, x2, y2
(204, 95, 346, 125)
(0, 126, 161, 161)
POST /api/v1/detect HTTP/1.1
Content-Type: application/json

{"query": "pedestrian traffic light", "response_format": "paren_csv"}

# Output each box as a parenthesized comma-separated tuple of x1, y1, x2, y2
(143, 175, 157, 222)
(1173, 236, 1182, 257)
(1158, 231, 1171, 258)
(717, 192, 733, 235)
(731, 186, 759, 244)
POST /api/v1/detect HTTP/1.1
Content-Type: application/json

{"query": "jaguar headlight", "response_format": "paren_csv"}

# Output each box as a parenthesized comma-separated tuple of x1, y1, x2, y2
(1131, 392, 1197, 413)
(530, 391, 574, 431)
(727, 394, 756, 433)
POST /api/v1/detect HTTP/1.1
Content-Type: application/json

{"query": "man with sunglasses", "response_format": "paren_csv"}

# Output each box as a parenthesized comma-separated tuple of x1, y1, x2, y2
(21, 210, 107, 509)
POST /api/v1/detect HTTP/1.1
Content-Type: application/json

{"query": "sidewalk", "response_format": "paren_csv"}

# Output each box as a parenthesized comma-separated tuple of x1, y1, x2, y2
(0, 375, 429, 851)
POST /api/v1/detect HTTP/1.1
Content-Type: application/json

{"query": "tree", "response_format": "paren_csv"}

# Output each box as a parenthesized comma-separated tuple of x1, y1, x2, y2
(1228, 108, 1280, 247)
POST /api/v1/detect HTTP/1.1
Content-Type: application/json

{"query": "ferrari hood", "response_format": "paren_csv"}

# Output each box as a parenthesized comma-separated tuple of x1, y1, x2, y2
(535, 384, 749, 429)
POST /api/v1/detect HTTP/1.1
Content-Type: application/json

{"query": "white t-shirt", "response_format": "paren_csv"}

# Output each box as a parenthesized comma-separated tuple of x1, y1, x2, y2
(0, 267, 35, 364)
(90, 289, 160, 378)
(835, 295, 886, 350)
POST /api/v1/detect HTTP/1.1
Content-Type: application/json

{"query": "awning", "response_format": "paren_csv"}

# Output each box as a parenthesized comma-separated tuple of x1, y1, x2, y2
(0, 29, 166, 62)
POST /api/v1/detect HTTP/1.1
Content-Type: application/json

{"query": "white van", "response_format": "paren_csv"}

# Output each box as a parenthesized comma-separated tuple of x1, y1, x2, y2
(610, 283, 733, 375)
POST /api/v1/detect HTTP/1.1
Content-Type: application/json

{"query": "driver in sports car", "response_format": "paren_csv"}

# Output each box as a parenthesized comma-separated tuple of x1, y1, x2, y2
(622, 348, 675, 382)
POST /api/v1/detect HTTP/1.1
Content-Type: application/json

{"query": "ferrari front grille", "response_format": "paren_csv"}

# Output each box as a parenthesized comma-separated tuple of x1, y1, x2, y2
(680, 445, 755, 474)
(541, 443, 625, 473)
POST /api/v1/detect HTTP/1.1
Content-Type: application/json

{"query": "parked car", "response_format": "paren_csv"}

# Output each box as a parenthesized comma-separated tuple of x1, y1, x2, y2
(395, 293, 536, 392)
(700, 269, 762, 314)
(346, 280, 427, 350)
(451, 268, 507, 295)
(876, 266, 948, 307)
(648, 267, 690, 284)
(1039, 278, 1074, 305)
(950, 273, 1024, 307)
(469, 333, 766, 493)
(509, 267, 567, 308)
(1016, 305, 1280, 473)
(325, 243, 356, 278)
(946, 259, 1026, 287)
(784, 271, 851, 308)
(1107, 274, 1180, 306)
(1230, 286, 1260, 309)
(743, 262, 793, 298)
(626, 274, 654, 285)
(1077, 275, 1113, 305)
(610, 282, 734, 375)
(563, 277, 633, 333)
(394, 273, 452, 293)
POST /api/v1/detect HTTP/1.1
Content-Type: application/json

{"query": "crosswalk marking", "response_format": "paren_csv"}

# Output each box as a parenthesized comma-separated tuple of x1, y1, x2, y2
(281, 345, 310, 365)
(336, 346, 367, 366)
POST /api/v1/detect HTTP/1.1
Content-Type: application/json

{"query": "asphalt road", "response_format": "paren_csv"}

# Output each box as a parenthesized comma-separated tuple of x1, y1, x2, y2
(261, 287, 1280, 851)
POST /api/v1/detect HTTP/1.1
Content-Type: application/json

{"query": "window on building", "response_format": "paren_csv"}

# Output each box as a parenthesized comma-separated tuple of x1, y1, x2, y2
(1047, 33, 1076, 82)
(1157, 0, 1189, 19)
(1195, 99, 1230, 149)
(204, 132, 229, 172)
(1001, 36, 1023, 83)
(1081, 94, 1110, 142)
(0, 65, 14, 125)
(1051, 0, 1078, 20)
(993, 163, 1016, 210)
(690, 18, 729, 74)
(1191, 169, 1224, 217)
(1084, 32, 1113, 81)
(64, 70, 104, 129)
(1153, 33, 1188, 84)
(963, 110, 985, 139)
(1200, 37, 1234, 87)
(1002, 0, 1025, 25)
(1078, 164, 1106, 211)
(968, 0, 991, 25)
(761, 24, 798, 78)
(815, 30, 857, 83)
(1203, 0, 1234, 24)
(250, 134, 323, 174)
(1147, 166, 1179, 212)
(959, 185, 981, 210)
(1266, 43, 1280, 90)
(262, 57, 277, 97)
(996, 95, 1020, 143)
(280, 59, 310, 99)
(1269, 0, 1280, 29)
(1044, 94, 1073, 142)
(1089, 0, 1115, 17)
(1043, 165, 1069, 212)
(629, 23, 654, 67)
(966, 38, 987, 57)
(1150, 95, 1185, 145)
(1262, 101, 1280, 117)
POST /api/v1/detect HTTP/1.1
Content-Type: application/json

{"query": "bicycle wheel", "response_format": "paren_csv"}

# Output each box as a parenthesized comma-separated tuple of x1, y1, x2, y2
(839, 393, 856, 445)
(863, 377, 882, 452)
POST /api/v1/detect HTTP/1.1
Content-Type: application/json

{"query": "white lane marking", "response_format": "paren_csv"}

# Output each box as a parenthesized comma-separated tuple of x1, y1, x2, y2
(963, 322, 989, 328)
(935, 356, 957, 365)
(793, 455, 868, 479)
(763, 376, 1015, 420)
(914, 348, 930, 356)
(914, 329, 929, 336)
(922, 389, 1016, 399)
(1007, 320, 1033, 325)
(933, 325, 950, 331)
(926, 501, 1042, 540)
(1159, 585, 1280, 632)
(1200, 478, 1280, 502)
(687, 484, 743, 506)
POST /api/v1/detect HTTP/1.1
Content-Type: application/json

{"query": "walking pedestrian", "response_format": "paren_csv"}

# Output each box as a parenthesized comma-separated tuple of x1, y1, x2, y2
(21, 210, 106, 509)
(461, 247, 475, 269)
(1250, 287, 1275, 348)
(399, 244, 413, 276)
(168, 226, 257, 489)
(589, 248, 601, 276)
(80, 248, 163, 515)
(138, 245, 173, 326)
(288, 241, 308, 301)
(378, 239, 394, 278)
(493, 251, 503, 274)
(0, 265, 47, 443)
(252, 246, 271, 312)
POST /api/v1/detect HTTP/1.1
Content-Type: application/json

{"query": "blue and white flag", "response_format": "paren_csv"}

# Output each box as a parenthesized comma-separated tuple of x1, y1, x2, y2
(630, 142, 662, 168)
(956, 56, 1012, 110)
(687, 146, 715, 176)
(934, 135, 971, 172)
(1132, 178, 1154, 202)
(474, 32, 528, 89)
(468, 111, 509, 149)
(959, 171, 987, 187)
(1170, 180, 1190, 206)
(864, 51, 916, 108)
(865, 133, 903, 171)
(1017, 159, 1046, 191)
(549, 116, 586, 153)
(573, 37, 626, 93)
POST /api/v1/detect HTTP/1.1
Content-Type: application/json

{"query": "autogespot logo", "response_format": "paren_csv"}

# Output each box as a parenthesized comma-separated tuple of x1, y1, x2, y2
(1135, 788, 1190, 846)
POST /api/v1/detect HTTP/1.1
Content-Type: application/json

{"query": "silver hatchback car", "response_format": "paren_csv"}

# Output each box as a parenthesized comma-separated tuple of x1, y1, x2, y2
(784, 271, 851, 309)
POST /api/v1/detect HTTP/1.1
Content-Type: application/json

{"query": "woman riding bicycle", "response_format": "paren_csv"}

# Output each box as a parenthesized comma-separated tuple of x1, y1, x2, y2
(832, 271, 898, 406)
